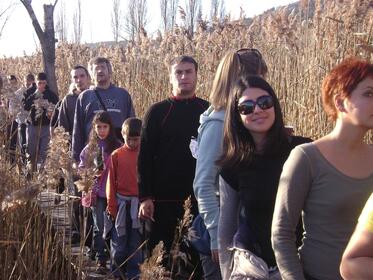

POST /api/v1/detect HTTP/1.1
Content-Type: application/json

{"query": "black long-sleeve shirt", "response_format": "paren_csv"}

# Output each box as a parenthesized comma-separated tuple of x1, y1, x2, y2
(138, 96, 209, 202)
(228, 136, 311, 267)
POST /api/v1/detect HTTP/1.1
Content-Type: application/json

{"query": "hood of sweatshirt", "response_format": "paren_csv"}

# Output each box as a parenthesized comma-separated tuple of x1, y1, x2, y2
(198, 106, 225, 134)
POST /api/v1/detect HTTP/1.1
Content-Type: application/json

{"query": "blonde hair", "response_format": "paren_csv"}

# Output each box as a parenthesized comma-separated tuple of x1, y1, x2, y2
(209, 49, 268, 111)
(209, 51, 241, 111)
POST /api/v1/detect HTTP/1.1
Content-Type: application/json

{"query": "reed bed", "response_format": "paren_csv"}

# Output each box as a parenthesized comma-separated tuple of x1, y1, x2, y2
(0, 146, 78, 279)
(1, 0, 371, 139)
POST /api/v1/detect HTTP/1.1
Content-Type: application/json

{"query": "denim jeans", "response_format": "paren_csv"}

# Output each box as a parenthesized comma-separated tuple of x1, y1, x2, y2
(91, 197, 108, 262)
(26, 124, 50, 168)
(200, 253, 222, 280)
(111, 204, 142, 279)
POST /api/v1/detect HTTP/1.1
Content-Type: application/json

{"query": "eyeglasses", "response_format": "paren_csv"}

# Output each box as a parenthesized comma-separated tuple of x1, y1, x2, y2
(236, 48, 263, 61)
(237, 95, 274, 115)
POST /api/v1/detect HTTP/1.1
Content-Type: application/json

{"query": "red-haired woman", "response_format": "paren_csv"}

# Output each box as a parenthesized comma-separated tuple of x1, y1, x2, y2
(271, 57, 373, 280)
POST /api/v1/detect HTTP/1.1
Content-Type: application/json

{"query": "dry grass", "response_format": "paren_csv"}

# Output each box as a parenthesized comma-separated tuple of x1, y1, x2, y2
(0, 142, 77, 279)
(1, 1, 371, 141)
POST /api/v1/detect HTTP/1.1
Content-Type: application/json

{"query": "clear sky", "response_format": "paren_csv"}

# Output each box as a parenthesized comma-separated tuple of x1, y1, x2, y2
(0, 0, 296, 57)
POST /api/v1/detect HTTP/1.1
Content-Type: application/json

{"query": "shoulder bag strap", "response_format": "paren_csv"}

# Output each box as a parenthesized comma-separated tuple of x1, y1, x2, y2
(94, 89, 107, 111)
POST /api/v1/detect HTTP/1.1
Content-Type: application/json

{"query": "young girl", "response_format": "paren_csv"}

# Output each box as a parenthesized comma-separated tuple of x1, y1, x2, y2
(271, 58, 373, 280)
(218, 75, 310, 279)
(79, 111, 121, 273)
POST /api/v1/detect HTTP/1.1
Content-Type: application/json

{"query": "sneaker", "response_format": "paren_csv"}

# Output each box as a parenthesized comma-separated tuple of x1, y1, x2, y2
(71, 231, 80, 245)
(95, 260, 107, 275)
(85, 248, 96, 260)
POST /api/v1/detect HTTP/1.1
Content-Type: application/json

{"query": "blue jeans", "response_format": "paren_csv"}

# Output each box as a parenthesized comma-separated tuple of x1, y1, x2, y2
(26, 124, 50, 168)
(111, 205, 142, 279)
(91, 197, 108, 262)
(200, 253, 222, 280)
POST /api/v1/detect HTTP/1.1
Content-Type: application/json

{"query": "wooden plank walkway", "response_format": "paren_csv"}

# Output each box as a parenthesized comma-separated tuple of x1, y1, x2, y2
(37, 191, 118, 280)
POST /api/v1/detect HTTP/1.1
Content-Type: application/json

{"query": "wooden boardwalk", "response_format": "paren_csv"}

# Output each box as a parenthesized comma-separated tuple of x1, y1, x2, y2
(37, 191, 117, 280)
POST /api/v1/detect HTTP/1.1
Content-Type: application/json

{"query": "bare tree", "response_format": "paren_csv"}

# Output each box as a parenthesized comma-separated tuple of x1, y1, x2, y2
(72, 0, 82, 44)
(111, 0, 122, 42)
(123, 0, 148, 41)
(210, 0, 218, 20)
(20, 0, 59, 95)
(184, 0, 201, 36)
(55, 0, 67, 42)
(0, 2, 16, 40)
(169, 0, 178, 30)
(219, 0, 225, 20)
(210, 0, 225, 22)
(160, 0, 168, 31)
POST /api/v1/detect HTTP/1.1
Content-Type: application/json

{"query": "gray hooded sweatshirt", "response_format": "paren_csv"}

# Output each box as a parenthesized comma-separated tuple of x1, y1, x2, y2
(193, 106, 225, 250)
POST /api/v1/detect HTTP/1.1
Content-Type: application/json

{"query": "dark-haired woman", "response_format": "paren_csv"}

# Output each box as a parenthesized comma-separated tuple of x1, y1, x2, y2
(218, 75, 311, 279)
(271, 58, 373, 280)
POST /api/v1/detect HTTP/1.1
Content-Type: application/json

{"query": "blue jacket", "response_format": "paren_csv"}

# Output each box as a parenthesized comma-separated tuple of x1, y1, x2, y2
(193, 106, 225, 250)
(72, 85, 135, 162)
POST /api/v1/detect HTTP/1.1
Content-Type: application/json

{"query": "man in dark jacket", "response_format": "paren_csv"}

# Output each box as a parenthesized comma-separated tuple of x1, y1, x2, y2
(54, 65, 91, 244)
(57, 65, 91, 136)
(25, 72, 58, 171)
(138, 56, 209, 260)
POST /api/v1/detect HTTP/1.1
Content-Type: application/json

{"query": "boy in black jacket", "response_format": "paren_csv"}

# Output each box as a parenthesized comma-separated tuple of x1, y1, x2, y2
(24, 72, 58, 171)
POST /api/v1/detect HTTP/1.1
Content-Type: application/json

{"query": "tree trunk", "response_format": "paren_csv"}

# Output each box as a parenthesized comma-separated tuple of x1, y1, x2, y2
(20, 0, 59, 95)
(42, 4, 58, 95)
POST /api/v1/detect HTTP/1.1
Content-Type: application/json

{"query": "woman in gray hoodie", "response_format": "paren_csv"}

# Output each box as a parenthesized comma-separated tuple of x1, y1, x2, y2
(193, 49, 268, 279)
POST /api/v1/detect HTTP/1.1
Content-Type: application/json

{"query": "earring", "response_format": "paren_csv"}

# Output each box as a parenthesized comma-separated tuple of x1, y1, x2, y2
(338, 103, 344, 111)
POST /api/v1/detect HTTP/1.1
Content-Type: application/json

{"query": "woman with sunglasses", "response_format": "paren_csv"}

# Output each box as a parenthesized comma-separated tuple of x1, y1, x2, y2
(192, 49, 267, 279)
(218, 75, 310, 279)
(272, 58, 373, 280)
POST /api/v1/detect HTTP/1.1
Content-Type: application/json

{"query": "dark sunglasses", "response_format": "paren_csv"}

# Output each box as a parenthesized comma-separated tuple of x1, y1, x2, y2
(236, 48, 263, 61)
(237, 95, 274, 115)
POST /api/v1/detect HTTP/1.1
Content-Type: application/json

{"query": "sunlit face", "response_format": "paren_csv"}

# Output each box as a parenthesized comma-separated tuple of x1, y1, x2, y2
(124, 135, 141, 150)
(9, 78, 18, 91)
(71, 68, 90, 92)
(92, 62, 111, 86)
(169, 62, 197, 97)
(37, 80, 47, 93)
(94, 120, 110, 140)
(341, 77, 373, 129)
(238, 87, 275, 137)
(24, 77, 33, 88)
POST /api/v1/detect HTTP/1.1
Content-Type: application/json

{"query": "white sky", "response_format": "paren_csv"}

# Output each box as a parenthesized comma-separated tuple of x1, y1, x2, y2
(0, 0, 297, 57)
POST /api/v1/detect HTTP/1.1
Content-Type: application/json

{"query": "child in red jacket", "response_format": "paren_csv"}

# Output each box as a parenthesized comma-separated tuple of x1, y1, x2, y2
(106, 117, 142, 279)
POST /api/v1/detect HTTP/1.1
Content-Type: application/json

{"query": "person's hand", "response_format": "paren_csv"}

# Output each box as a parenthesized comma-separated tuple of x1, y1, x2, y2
(93, 169, 103, 178)
(211, 249, 219, 263)
(138, 199, 155, 221)
(107, 211, 115, 222)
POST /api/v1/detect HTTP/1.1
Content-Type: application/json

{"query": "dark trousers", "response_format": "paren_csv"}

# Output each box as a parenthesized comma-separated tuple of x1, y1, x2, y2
(6, 120, 18, 163)
(91, 197, 108, 262)
(18, 123, 27, 157)
(111, 204, 142, 279)
(84, 207, 94, 248)
(148, 200, 202, 279)
(200, 254, 222, 280)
